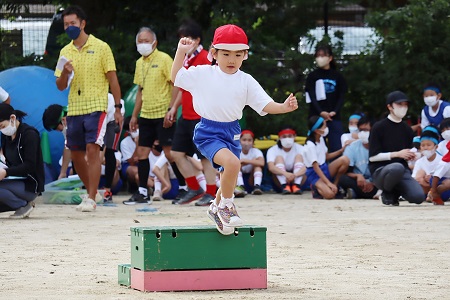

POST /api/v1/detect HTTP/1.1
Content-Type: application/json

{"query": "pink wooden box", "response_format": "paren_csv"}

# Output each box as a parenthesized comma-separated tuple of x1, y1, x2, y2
(131, 268, 267, 292)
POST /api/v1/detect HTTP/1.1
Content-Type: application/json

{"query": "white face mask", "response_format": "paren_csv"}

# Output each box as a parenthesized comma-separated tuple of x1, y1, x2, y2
(424, 96, 438, 107)
(348, 126, 358, 134)
(130, 129, 139, 139)
(357, 131, 370, 144)
(315, 56, 329, 68)
(422, 149, 436, 159)
(442, 130, 450, 141)
(280, 137, 295, 148)
(321, 127, 329, 137)
(137, 41, 155, 57)
(1, 118, 17, 136)
(392, 105, 408, 119)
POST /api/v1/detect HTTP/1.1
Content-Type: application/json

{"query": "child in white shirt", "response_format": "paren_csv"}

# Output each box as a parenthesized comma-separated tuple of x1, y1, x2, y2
(303, 116, 348, 199)
(266, 127, 305, 194)
(171, 24, 298, 235)
(234, 129, 265, 197)
(413, 126, 442, 196)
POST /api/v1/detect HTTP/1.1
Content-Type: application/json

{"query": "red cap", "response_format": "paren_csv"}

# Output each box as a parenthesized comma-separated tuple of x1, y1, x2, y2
(212, 24, 249, 51)
(241, 129, 254, 138)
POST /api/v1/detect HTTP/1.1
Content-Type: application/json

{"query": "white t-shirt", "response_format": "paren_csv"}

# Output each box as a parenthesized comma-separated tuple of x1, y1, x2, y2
(175, 65, 272, 122)
(433, 160, 450, 178)
(240, 147, 264, 173)
(266, 143, 304, 171)
(120, 136, 136, 162)
(0, 86, 9, 102)
(420, 101, 450, 129)
(437, 140, 449, 157)
(106, 93, 125, 123)
(411, 153, 442, 177)
(302, 137, 328, 168)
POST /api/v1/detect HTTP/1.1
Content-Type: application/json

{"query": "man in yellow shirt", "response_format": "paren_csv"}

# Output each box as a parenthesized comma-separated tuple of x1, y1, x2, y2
(123, 27, 180, 205)
(55, 5, 123, 212)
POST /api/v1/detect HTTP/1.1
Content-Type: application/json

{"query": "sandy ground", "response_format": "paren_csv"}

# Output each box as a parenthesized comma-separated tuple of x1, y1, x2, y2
(1, 192, 449, 300)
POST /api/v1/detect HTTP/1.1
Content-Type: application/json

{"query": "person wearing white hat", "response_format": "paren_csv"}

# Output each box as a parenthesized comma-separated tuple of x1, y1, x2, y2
(171, 24, 298, 235)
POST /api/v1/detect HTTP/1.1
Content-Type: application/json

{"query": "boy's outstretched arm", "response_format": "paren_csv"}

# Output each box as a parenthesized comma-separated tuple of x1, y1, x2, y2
(263, 93, 298, 114)
(171, 37, 195, 83)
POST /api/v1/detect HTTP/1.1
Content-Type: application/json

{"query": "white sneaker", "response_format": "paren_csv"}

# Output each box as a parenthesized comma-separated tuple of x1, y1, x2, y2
(217, 200, 244, 227)
(95, 192, 103, 203)
(207, 203, 234, 235)
(76, 194, 89, 211)
(81, 198, 97, 212)
(152, 190, 163, 201)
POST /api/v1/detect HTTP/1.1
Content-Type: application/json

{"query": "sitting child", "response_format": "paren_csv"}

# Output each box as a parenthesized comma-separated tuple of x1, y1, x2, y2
(412, 126, 441, 197)
(234, 130, 265, 197)
(152, 151, 180, 201)
(266, 127, 306, 195)
(303, 116, 348, 199)
(340, 113, 362, 147)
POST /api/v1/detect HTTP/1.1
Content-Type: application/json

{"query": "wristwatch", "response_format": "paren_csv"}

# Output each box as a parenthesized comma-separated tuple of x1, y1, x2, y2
(114, 103, 123, 109)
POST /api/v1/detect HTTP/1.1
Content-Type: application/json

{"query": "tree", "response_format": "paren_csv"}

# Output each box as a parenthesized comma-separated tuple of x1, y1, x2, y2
(343, 0, 450, 123)
(7, 0, 426, 135)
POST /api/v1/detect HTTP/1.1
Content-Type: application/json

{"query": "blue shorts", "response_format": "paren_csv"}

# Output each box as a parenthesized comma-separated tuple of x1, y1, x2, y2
(121, 162, 130, 178)
(163, 178, 180, 199)
(66, 112, 107, 151)
(305, 163, 332, 187)
(193, 118, 241, 169)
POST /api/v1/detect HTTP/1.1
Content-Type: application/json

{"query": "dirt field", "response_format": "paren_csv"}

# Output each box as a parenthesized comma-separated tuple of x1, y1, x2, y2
(1, 192, 449, 300)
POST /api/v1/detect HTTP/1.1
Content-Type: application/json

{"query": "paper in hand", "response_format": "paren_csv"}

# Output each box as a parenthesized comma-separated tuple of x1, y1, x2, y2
(56, 56, 69, 71)
(56, 56, 74, 89)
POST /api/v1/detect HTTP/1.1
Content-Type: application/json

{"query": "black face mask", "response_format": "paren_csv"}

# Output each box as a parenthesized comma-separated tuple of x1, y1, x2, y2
(154, 145, 163, 153)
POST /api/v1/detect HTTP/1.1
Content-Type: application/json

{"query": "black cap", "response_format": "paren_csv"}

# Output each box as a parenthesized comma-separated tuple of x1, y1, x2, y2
(42, 104, 64, 131)
(386, 91, 409, 105)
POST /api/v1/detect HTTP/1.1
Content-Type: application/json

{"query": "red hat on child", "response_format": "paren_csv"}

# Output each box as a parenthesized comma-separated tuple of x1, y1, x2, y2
(212, 24, 249, 51)
(208, 24, 249, 62)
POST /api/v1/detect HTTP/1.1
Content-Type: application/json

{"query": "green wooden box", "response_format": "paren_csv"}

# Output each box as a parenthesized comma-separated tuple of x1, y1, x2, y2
(130, 226, 266, 271)
(118, 264, 131, 287)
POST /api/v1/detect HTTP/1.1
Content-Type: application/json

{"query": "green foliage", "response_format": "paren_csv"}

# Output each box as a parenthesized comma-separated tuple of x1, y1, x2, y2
(6, 0, 445, 135)
(343, 0, 450, 121)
